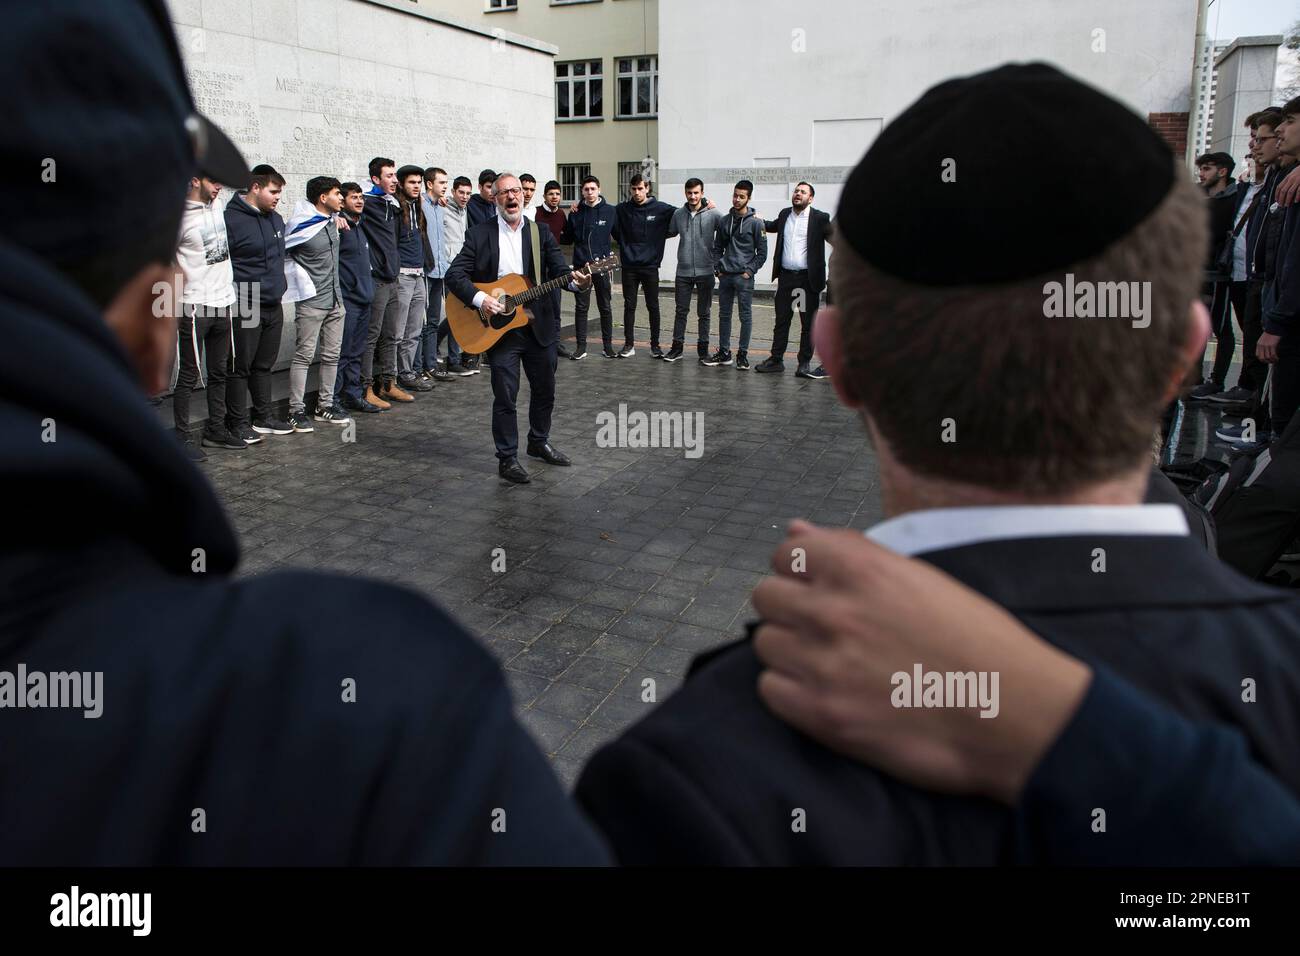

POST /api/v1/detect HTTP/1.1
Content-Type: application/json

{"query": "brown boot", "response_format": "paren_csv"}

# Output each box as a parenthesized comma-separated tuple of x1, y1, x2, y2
(383, 377, 415, 403)
(364, 385, 391, 410)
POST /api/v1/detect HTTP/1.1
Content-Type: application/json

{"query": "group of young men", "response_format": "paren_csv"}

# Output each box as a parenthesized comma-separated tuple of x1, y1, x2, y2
(169, 160, 834, 462)
(1194, 98, 1300, 452)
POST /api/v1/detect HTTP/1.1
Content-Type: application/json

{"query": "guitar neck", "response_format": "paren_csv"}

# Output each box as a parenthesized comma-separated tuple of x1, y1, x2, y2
(511, 273, 572, 306)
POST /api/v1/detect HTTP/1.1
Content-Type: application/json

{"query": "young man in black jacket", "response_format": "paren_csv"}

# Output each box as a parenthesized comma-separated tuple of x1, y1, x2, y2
(360, 156, 413, 407)
(612, 174, 676, 357)
(223, 164, 291, 440)
(1, 0, 609, 866)
(708, 179, 768, 369)
(335, 182, 382, 414)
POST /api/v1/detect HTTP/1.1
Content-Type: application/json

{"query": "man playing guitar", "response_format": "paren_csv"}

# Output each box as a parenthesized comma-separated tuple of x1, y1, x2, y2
(445, 173, 593, 483)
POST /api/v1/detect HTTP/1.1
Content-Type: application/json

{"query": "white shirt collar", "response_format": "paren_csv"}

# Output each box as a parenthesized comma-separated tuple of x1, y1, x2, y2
(865, 504, 1189, 557)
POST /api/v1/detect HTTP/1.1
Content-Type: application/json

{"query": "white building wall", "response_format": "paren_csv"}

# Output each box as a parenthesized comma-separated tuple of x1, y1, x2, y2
(166, 0, 557, 206)
(657, 0, 1197, 283)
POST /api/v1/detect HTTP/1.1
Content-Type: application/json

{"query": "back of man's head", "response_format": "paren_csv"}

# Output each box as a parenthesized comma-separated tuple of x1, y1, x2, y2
(826, 62, 1205, 497)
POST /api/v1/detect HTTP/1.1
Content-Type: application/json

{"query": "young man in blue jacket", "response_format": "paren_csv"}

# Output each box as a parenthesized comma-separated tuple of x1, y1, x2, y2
(708, 179, 768, 369)
(612, 174, 676, 357)
(223, 164, 290, 441)
(561, 175, 617, 358)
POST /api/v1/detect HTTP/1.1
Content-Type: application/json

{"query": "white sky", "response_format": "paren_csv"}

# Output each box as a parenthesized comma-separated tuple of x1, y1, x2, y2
(1209, 0, 1297, 41)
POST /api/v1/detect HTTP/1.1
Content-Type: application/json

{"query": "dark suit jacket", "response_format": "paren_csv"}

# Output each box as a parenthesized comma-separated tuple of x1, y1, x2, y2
(575, 532, 1300, 864)
(765, 206, 832, 292)
(445, 217, 571, 348)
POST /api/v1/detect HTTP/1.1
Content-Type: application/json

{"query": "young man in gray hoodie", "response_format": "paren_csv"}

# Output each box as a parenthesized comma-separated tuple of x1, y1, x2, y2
(709, 179, 768, 369)
(666, 177, 721, 363)
(284, 176, 351, 432)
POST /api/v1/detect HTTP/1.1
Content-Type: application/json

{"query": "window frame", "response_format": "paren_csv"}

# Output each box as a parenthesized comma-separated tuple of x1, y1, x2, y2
(615, 54, 658, 119)
(555, 58, 604, 122)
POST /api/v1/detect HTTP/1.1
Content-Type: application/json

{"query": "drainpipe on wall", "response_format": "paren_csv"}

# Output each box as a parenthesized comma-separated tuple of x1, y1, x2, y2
(1186, 0, 1212, 171)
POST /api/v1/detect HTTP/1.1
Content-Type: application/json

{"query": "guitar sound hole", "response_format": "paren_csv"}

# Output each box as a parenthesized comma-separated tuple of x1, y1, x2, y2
(491, 296, 516, 329)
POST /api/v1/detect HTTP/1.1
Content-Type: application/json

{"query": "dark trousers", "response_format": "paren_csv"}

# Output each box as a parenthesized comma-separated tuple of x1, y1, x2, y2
(772, 268, 819, 365)
(488, 327, 557, 461)
(174, 305, 231, 436)
(1203, 280, 1248, 386)
(574, 271, 612, 352)
(335, 298, 371, 403)
(1272, 332, 1300, 440)
(672, 275, 714, 354)
(225, 300, 283, 430)
(1239, 280, 1267, 394)
(420, 277, 444, 372)
(621, 265, 661, 347)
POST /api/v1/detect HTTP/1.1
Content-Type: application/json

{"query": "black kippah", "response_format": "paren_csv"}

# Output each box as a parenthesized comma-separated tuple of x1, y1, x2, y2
(836, 62, 1176, 286)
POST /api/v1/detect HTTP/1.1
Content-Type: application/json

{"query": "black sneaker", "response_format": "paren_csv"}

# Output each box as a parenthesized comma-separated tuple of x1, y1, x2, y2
(289, 412, 314, 433)
(602, 346, 618, 358)
(252, 417, 293, 435)
(754, 356, 784, 373)
(430, 365, 452, 382)
(175, 430, 207, 462)
(570, 349, 588, 360)
(234, 424, 263, 445)
(1216, 423, 1265, 444)
(663, 345, 684, 363)
(399, 372, 433, 392)
(202, 427, 247, 450)
(1207, 385, 1256, 405)
(445, 361, 469, 376)
(314, 404, 352, 425)
(650, 344, 664, 359)
(735, 351, 750, 370)
(796, 364, 829, 380)
(341, 393, 383, 414)
(1188, 381, 1222, 401)
(618, 344, 636, 358)
(704, 349, 733, 366)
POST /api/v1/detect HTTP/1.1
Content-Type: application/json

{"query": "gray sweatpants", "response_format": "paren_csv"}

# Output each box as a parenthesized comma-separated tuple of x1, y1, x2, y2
(362, 277, 401, 387)
(395, 272, 427, 376)
(290, 300, 345, 414)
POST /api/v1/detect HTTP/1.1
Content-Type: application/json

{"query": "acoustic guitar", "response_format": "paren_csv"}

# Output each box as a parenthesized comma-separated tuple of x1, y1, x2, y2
(445, 255, 620, 354)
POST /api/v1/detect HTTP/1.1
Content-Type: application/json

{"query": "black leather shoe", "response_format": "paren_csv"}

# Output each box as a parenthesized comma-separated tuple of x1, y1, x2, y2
(341, 394, 383, 414)
(499, 458, 531, 483)
(526, 441, 571, 466)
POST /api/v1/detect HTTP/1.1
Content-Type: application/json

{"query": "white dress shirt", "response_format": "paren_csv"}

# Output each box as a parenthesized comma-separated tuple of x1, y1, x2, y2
(782, 206, 810, 271)
(471, 216, 527, 309)
(865, 504, 1189, 557)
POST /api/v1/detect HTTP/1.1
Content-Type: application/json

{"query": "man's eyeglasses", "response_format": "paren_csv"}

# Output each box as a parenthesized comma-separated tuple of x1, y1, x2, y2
(497, 187, 524, 197)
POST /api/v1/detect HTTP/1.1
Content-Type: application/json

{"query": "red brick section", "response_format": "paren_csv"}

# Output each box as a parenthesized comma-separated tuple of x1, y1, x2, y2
(1149, 112, 1189, 158)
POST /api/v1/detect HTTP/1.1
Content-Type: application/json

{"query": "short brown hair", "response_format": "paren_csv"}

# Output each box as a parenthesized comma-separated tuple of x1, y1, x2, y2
(830, 173, 1205, 495)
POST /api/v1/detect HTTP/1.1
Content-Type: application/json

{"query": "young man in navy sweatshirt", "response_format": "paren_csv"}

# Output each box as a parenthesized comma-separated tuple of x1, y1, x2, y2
(612, 174, 676, 357)
(562, 175, 617, 358)
(223, 164, 290, 440)
(336, 182, 382, 414)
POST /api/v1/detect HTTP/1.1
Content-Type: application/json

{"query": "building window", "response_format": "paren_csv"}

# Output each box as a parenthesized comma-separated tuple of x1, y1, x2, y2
(487, 0, 517, 10)
(617, 56, 658, 118)
(618, 161, 642, 201)
(556, 60, 603, 120)
(558, 163, 591, 204)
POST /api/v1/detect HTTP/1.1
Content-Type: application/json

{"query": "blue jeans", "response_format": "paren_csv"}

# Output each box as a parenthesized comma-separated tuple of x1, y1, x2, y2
(425, 276, 461, 365)
(717, 272, 754, 353)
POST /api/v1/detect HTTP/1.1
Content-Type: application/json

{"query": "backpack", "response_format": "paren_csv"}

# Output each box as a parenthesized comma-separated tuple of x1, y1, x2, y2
(1191, 413, 1300, 580)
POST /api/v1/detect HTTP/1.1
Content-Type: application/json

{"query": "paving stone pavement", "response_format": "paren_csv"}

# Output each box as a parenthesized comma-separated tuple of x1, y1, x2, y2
(195, 315, 882, 791)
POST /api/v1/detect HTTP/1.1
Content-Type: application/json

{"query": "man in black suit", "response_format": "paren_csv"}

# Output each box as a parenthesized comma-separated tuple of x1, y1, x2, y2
(574, 63, 1300, 864)
(754, 181, 832, 379)
(445, 173, 592, 483)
